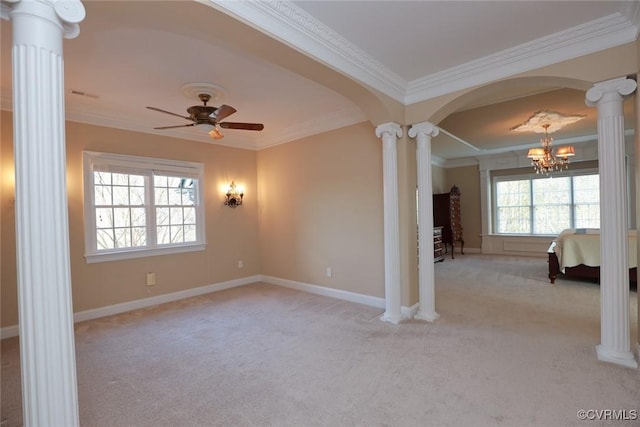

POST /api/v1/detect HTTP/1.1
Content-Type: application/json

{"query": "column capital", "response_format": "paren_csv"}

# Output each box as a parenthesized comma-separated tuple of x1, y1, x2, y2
(586, 77, 637, 106)
(408, 121, 439, 139)
(375, 122, 403, 139)
(2, 0, 85, 39)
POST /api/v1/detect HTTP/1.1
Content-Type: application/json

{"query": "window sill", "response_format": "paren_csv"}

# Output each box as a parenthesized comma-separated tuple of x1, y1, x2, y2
(488, 233, 557, 238)
(85, 243, 206, 264)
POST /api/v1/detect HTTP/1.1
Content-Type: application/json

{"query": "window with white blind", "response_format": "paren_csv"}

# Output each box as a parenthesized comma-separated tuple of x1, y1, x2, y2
(493, 172, 599, 235)
(83, 151, 205, 263)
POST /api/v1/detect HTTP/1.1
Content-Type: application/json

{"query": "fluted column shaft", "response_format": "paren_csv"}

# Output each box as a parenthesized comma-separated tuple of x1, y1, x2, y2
(3, 0, 86, 424)
(586, 77, 638, 368)
(376, 123, 403, 324)
(409, 122, 439, 322)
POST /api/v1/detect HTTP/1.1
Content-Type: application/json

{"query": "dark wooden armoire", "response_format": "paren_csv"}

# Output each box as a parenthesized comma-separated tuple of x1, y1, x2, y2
(433, 185, 464, 259)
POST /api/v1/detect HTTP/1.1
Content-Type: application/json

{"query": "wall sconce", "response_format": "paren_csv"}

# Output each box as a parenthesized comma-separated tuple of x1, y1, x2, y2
(224, 181, 243, 208)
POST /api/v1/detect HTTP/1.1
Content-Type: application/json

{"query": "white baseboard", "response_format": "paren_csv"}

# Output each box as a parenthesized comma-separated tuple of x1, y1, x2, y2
(1, 324, 19, 339)
(260, 275, 417, 318)
(402, 303, 420, 318)
(2, 274, 417, 339)
(261, 275, 386, 309)
(0, 275, 261, 340)
(461, 247, 481, 254)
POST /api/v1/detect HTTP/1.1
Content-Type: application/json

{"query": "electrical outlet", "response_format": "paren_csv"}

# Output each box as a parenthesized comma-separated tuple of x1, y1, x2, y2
(237, 260, 244, 269)
(326, 267, 332, 277)
(146, 272, 156, 286)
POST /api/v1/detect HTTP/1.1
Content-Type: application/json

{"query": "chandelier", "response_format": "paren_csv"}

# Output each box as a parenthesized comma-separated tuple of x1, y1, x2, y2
(526, 124, 575, 175)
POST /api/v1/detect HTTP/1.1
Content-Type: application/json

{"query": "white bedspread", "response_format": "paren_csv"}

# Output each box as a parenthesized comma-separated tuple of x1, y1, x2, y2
(554, 228, 637, 273)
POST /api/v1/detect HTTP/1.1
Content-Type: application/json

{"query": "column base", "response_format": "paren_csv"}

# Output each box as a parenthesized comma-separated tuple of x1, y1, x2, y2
(414, 310, 440, 322)
(596, 344, 638, 369)
(380, 312, 403, 324)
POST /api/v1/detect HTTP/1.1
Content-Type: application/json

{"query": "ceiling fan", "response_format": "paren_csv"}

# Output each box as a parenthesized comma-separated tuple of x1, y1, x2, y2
(146, 93, 264, 139)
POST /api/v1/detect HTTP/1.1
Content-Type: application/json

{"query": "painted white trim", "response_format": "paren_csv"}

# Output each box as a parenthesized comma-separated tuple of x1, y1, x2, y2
(1, 324, 19, 340)
(402, 303, 420, 319)
(1, 275, 261, 339)
(1, 97, 366, 153)
(203, 0, 406, 103)
(406, 13, 638, 104)
(261, 275, 385, 309)
(464, 247, 482, 254)
(204, 1, 638, 106)
(82, 151, 206, 262)
(85, 244, 207, 264)
(257, 108, 367, 150)
(2, 275, 429, 339)
(261, 276, 419, 321)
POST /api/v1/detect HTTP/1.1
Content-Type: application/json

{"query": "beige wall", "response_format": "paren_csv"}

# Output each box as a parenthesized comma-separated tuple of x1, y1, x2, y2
(444, 165, 482, 250)
(431, 164, 447, 194)
(257, 122, 385, 299)
(3, 41, 637, 328)
(1, 112, 260, 327)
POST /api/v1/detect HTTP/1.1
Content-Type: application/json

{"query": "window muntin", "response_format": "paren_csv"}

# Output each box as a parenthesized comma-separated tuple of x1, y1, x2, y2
(495, 180, 530, 234)
(494, 172, 599, 235)
(154, 176, 197, 245)
(573, 174, 600, 228)
(94, 171, 147, 250)
(83, 152, 205, 262)
(532, 177, 570, 235)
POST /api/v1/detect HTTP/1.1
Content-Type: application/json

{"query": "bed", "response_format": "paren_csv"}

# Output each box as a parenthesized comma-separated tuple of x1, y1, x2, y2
(547, 228, 637, 284)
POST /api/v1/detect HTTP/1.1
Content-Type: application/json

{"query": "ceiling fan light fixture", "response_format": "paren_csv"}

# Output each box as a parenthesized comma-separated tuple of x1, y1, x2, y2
(147, 85, 263, 139)
(209, 126, 224, 139)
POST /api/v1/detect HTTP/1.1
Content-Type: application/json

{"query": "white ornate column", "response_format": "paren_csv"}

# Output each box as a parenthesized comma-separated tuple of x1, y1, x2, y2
(586, 77, 638, 368)
(409, 122, 439, 322)
(376, 122, 403, 324)
(2, 0, 86, 424)
(636, 73, 640, 360)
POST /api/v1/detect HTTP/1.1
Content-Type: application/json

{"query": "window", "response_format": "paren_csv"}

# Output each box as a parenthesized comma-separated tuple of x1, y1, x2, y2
(494, 172, 599, 235)
(83, 152, 205, 262)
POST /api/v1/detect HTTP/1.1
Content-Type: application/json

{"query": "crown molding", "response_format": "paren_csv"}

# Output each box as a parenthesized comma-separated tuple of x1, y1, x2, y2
(1, 94, 366, 152)
(406, 13, 638, 104)
(620, 1, 640, 29)
(430, 155, 447, 168)
(439, 157, 479, 169)
(257, 107, 367, 150)
(203, 0, 406, 102)
(204, 2, 638, 106)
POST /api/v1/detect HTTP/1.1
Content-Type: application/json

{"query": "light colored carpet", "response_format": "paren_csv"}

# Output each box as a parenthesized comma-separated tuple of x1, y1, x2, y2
(2, 254, 639, 427)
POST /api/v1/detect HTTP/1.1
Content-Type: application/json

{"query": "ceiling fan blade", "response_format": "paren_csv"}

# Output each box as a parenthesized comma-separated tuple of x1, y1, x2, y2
(153, 123, 197, 130)
(219, 122, 264, 131)
(147, 106, 192, 120)
(210, 104, 237, 122)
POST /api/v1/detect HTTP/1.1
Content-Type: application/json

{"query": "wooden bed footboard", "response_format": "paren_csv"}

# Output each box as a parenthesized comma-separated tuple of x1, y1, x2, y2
(547, 242, 637, 284)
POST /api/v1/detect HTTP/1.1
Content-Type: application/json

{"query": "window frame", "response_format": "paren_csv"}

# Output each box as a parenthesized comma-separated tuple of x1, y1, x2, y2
(83, 151, 206, 263)
(492, 168, 599, 236)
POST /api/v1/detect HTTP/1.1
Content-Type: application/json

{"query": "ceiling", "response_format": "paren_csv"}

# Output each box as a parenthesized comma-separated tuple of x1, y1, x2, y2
(1, 0, 639, 162)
